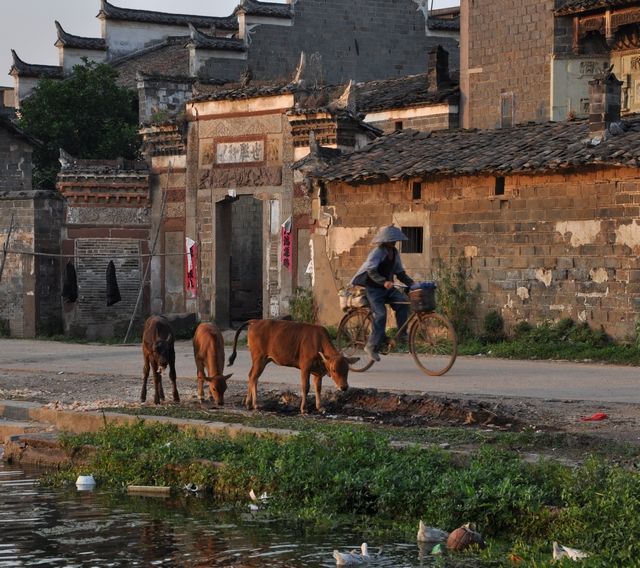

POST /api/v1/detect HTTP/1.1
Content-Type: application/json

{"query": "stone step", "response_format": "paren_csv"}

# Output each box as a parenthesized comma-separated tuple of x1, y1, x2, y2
(0, 418, 51, 442)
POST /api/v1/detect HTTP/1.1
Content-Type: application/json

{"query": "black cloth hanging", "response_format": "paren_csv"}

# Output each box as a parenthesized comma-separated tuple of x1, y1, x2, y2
(106, 260, 122, 306)
(61, 261, 78, 304)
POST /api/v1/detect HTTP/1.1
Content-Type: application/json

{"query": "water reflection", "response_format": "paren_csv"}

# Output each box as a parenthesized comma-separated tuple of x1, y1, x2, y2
(0, 460, 478, 567)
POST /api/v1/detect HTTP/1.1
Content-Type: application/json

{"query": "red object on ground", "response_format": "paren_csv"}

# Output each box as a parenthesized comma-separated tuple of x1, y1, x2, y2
(580, 412, 609, 422)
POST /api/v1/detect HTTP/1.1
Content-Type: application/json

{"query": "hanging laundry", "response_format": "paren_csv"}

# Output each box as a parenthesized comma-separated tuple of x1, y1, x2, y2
(61, 261, 78, 303)
(185, 237, 198, 298)
(106, 260, 122, 306)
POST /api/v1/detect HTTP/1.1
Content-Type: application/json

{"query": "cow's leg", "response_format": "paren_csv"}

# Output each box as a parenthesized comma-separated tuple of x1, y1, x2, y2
(299, 368, 311, 414)
(152, 363, 162, 405)
(312, 373, 325, 413)
(169, 362, 180, 403)
(141, 358, 150, 402)
(246, 357, 268, 410)
(196, 363, 206, 403)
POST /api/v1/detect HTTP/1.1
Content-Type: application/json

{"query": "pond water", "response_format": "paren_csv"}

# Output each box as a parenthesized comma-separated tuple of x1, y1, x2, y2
(0, 459, 477, 567)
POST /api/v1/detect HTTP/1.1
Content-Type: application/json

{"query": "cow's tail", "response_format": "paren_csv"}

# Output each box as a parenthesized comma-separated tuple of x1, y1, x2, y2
(228, 320, 251, 366)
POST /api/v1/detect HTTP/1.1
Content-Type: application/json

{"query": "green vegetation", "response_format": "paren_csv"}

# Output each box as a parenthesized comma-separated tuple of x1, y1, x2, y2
(459, 317, 640, 365)
(46, 421, 640, 565)
(432, 252, 480, 341)
(288, 287, 316, 323)
(19, 60, 140, 188)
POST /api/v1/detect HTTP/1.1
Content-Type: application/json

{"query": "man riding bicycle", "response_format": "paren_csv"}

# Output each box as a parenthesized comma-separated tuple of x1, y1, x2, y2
(350, 225, 415, 362)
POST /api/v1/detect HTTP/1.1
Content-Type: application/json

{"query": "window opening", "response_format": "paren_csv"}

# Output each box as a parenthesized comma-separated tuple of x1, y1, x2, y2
(401, 226, 423, 254)
(500, 92, 514, 128)
(395, 121, 403, 131)
(412, 181, 422, 200)
(495, 177, 505, 196)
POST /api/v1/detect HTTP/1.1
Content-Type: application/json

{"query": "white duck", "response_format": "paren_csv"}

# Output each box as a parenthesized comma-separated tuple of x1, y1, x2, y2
(333, 543, 370, 565)
(417, 520, 449, 543)
(552, 542, 590, 561)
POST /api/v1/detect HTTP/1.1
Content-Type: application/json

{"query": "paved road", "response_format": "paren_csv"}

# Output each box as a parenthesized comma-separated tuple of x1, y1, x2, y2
(0, 339, 638, 403)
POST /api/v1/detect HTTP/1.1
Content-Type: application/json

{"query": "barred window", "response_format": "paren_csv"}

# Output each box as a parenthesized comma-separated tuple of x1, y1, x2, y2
(401, 226, 423, 254)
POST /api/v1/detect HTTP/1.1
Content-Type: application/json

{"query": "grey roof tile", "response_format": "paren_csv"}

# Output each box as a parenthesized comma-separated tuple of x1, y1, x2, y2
(312, 117, 640, 182)
(9, 50, 64, 79)
(235, 0, 294, 19)
(187, 25, 247, 52)
(54, 21, 106, 51)
(556, 0, 637, 15)
(98, 0, 238, 31)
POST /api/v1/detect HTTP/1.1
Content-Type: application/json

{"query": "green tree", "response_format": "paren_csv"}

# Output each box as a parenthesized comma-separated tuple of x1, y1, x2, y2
(19, 60, 140, 188)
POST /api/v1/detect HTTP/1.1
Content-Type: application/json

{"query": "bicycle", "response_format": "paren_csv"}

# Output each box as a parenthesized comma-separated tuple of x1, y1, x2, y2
(336, 285, 458, 376)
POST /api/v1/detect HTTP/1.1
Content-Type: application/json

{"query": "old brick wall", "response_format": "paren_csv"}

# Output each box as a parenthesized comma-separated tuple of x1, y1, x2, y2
(367, 111, 458, 134)
(0, 191, 63, 338)
(244, 0, 459, 84)
(0, 128, 32, 191)
(318, 167, 640, 339)
(462, 0, 555, 129)
(58, 165, 151, 339)
(189, 103, 293, 326)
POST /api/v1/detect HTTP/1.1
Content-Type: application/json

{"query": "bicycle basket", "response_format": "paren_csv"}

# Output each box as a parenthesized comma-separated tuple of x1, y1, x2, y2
(409, 282, 436, 312)
(338, 286, 369, 311)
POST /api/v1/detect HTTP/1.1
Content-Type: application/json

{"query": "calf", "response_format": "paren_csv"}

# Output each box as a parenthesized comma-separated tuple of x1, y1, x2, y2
(192, 322, 232, 406)
(228, 319, 358, 414)
(141, 315, 179, 405)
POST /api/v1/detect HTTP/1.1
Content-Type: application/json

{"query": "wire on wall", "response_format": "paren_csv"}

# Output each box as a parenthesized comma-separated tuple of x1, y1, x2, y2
(123, 161, 172, 344)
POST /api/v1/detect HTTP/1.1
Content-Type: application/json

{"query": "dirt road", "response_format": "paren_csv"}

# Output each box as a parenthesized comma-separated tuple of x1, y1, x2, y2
(1, 338, 639, 445)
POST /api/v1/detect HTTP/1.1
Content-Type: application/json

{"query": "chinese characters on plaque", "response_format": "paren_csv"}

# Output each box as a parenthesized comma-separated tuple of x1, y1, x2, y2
(216, 140, 264, 164)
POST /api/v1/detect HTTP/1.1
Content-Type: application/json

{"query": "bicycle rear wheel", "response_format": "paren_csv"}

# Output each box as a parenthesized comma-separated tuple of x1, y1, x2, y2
(409, 312, 458, 376)
(336, 308, 375, 372)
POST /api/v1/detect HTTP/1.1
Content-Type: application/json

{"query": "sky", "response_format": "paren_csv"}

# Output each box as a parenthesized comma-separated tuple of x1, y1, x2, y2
(0, 0, 459, 88)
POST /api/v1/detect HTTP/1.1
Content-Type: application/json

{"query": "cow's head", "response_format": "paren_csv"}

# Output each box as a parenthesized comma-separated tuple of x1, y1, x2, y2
(204, 373, 232, 406)
(318, 352, 357, 391)
(154, 339, 173, 369)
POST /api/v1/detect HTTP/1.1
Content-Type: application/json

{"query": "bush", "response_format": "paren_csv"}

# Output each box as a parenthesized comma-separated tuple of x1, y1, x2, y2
(432, 251, 479, 341)
(481, 310, 506, 344)
(288, 287, 315, 323)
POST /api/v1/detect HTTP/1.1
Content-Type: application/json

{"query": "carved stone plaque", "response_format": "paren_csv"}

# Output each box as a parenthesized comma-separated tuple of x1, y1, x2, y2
(216, 140, 264, 164)
(209, 166, 282, 188)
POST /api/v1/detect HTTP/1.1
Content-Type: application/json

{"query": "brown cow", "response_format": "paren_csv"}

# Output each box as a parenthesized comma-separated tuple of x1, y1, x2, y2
(228, 319, 358, 414)
(141, 315, 179, 405)
(192, 322, 232, 406)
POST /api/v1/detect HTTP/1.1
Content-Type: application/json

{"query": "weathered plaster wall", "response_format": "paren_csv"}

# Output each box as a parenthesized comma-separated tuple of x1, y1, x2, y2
(103, 20, 189, 58)
(317, 167, 640, 339)
(461, 0, 555, 128)
(364, 104, 459, 134)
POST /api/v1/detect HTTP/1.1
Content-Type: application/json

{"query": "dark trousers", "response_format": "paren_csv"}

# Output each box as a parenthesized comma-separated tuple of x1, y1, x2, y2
(365, 286, 409, 350)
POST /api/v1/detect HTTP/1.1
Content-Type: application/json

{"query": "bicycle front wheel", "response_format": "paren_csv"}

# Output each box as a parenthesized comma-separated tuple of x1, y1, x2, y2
(336, 308, 374, 372)
(409, 312, 458, 376)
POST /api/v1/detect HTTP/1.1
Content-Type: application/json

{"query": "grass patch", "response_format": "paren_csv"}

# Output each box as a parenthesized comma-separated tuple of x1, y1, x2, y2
(460, 318, 640, 365)
(44, 421, 640, 565)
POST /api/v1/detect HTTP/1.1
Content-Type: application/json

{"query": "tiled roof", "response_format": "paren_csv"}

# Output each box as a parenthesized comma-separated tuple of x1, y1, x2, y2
(110, 38, 190, 87)
(311, 117, 640, 182)
(98, 0, 238, 31)
(191, 82, 297, 102)
(9, 50, 64, 79)
(355, 73, 459, 113)
(54, 21, 106, 51)
(194, 73, 459, 113)
(187, 25, 247, 52)
(556, 0, 638, 16)
(0, 114, 40, 146)
(428, 17, 460, 31)
(235, 0, 294, 19)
